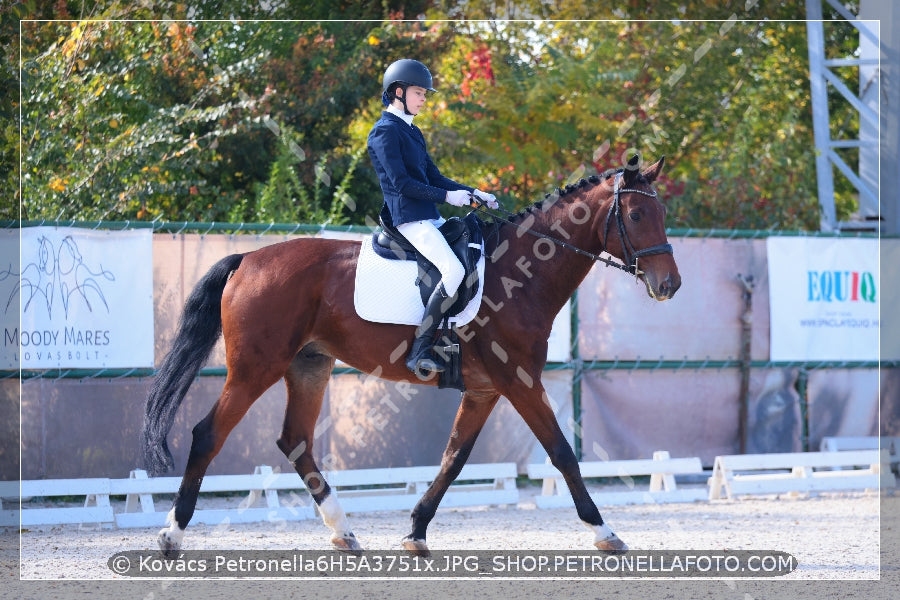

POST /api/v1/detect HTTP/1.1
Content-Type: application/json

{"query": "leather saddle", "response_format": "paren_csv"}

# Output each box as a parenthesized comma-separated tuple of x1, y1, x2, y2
(372, 206, 484, 317)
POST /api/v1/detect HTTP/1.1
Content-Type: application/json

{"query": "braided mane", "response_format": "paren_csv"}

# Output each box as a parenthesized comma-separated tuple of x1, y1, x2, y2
(506, 168, 622, 224)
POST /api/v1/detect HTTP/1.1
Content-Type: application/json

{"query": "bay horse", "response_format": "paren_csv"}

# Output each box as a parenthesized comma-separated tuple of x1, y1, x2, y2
(142, 155, 680, 557)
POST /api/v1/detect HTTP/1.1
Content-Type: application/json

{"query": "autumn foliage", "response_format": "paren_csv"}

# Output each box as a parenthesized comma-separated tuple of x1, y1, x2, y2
(7, 1, 859, 230)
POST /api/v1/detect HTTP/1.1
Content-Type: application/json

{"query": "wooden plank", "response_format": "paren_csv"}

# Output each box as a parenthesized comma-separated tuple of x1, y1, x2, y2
(714, 450, 883, 471)
(197, 475, 270, 494)
(109, 475, 180, 495)
(324, 463, 517, 489)
(336, 487, 519, 514)
(188, 508, 278, 526)
(325, 467, 439, 488)
(20, 506, 115, 527)
(820, 436, 900, 454)
(819, 436, 880, 452)
(337, 495, 418, 513)
(114, 511, 168, 528)
(254, 472, 306, 492)
(21, 478, 110, 497)
(435, 488, 520, 508)
(456, 463, 518, 480)
(0, 480, 19, 499)
(597, 489, 707, 506)
(111, 472, 274, 495)
(112, 463, 518, 496)
(0, 509, 17, 527)
(534, 488, 706, 509)
(727, 474, 882, 496)
(527, 458, 702, 480)
(115, 505, 317, 529)
(583, 458, 703, 478)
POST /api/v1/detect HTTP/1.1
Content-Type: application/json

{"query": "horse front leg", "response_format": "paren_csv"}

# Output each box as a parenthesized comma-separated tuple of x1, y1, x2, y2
(402, 390, 500, 556)
(507, 384, 627, 553)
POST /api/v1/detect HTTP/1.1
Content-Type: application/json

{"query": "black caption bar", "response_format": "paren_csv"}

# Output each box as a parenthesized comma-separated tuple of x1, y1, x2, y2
(108, 550, 796, 578)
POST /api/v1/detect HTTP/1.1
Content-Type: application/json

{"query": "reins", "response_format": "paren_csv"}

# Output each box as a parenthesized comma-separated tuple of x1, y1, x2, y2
(471, 172, 673, 277)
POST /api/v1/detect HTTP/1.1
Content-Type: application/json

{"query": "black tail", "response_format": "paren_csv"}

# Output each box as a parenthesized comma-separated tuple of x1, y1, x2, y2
(141, 253, 245, 476)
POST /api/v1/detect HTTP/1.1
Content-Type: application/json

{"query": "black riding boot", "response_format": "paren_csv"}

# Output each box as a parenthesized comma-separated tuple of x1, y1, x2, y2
(406, 284, 452, 377)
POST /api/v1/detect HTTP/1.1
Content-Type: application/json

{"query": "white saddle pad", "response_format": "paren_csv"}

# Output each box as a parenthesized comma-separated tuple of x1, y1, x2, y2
(354, 237, 485, 326)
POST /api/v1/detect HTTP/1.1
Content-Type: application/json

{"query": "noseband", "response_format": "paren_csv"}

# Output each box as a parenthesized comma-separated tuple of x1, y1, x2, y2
(602, 172, 674, 276)
(474, 171, 673, 277)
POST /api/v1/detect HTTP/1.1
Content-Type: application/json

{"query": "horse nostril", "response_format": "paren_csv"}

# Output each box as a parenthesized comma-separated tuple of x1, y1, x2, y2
(668, 274, 682, 297)
(659, 273, 680, 298)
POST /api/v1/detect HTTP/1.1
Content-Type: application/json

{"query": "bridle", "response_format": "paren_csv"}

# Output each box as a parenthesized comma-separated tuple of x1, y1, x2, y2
(472, 171, 673, 277)
(602, 171, 674, 276)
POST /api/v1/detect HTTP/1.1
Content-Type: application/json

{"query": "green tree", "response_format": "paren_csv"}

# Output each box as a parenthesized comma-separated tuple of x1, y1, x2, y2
(0, 2, 29, 220)
(20, 18, 273, 220)
(15, 2, 449, 224)
(240, 126, 363, 226)
(415, 4, 858, 230)
(8, 0, 865, 230)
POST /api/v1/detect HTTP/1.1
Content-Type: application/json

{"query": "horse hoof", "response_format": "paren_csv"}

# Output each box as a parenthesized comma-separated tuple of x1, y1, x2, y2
(595, 534, 628, 554)
(332, 534, 363, 556)
(401, 537, 430, 557)
(157, 532, 181, 559)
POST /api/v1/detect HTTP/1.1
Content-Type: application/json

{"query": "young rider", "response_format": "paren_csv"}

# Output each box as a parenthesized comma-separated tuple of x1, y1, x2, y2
(367, 58, 497, 377)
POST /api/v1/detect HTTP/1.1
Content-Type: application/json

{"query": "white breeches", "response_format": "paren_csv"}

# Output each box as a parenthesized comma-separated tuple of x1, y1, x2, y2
(396, 218, 465, 297)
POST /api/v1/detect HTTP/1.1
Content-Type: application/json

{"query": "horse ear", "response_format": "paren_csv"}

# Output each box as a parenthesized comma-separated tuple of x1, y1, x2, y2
(641, 156, 666, 184)
(623, 154, 641, 185)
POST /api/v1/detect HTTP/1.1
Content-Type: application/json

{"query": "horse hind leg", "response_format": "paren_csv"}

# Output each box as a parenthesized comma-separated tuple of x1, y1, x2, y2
(158, 375, 276, 557)
(276, 345, 362, 555)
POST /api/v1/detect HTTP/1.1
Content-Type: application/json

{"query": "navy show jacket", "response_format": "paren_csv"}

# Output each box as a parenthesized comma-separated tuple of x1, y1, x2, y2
(367, 111, 473, 225)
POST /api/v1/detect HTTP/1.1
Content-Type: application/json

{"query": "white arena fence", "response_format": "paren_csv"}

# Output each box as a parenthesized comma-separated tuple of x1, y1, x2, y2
(1, 462, 519, 528)
(1, 440, 896, 529)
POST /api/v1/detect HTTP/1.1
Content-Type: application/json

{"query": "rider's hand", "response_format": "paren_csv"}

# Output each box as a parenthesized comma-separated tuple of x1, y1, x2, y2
(446, 190, 472, 207)
(474, 189, 498, 209)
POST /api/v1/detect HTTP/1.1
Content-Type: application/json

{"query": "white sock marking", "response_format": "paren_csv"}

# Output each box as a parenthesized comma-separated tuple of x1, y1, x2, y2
(586, 522, 617, 543)
(319, 494, 352, 538)
(160, 507, 186, 545)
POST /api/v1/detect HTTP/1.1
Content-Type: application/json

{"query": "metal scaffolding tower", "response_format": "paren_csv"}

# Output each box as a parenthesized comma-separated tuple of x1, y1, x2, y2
(806, 0, 880, 232)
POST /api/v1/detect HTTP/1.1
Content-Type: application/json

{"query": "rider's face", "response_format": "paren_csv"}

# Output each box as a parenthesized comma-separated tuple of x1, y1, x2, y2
(396, 86, 428, 115)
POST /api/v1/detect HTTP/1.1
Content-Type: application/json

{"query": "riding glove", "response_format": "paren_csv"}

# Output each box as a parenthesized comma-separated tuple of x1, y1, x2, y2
(446, 189, 472, 207)
(474, 190, 499, 209)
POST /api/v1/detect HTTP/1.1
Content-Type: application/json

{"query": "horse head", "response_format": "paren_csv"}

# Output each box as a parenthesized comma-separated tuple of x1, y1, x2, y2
(598, 155, 681, 301)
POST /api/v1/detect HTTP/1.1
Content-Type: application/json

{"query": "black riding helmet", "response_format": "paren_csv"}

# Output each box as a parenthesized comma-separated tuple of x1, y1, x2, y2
(381, 59, 436, 114)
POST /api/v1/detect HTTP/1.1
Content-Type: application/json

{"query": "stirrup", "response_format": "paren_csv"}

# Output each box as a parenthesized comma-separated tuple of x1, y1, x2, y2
(406, 352, 445, 379)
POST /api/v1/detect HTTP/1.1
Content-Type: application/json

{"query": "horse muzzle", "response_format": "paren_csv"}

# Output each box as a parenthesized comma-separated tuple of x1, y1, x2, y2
(643, 270, 681, 301)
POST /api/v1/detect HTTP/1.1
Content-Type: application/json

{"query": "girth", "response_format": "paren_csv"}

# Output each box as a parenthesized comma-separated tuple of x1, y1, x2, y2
(372, 207, 484, 316)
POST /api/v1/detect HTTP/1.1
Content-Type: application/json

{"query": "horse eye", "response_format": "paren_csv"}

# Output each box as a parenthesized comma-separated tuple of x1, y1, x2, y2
(629, 211, 641, 223)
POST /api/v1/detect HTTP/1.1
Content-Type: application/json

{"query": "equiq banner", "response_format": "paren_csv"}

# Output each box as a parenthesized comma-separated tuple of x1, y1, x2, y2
(1, 227, 154, 369)
(767, 237, 878, 361)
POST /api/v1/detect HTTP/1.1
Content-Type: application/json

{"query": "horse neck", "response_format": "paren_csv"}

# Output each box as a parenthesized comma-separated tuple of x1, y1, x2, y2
(490, 184, 611, 314)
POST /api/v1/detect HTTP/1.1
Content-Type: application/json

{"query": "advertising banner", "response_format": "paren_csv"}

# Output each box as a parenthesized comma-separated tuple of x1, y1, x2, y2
(3, 227, 154, 369)
(767, 237, 878, 361)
